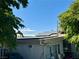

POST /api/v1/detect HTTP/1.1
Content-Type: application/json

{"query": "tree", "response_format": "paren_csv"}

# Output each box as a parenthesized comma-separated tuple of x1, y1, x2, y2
(0, 0, 28, 48)
(59, 0, 79, 47)
(0, 0, 28, 9)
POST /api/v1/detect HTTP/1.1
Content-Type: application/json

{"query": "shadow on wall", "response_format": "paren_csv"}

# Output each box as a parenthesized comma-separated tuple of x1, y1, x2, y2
(6, 52, 24, 59)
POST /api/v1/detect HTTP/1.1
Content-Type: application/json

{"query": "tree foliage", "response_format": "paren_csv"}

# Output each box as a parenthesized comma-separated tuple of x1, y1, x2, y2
(0, 0, 28, 48)
(59, 0, 79, 47)
(0, 0, 28, 9)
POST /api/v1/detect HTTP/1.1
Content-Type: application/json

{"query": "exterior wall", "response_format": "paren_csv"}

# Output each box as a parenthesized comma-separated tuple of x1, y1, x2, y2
(15, 45, 44, 59)
(15, 39, 63, 59)
(44, 37, 64, 55)
(60, 40, 64, 55)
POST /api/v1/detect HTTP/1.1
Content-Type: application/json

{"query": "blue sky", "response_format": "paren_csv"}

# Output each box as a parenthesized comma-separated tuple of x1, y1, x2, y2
(13, 0, 74, 36)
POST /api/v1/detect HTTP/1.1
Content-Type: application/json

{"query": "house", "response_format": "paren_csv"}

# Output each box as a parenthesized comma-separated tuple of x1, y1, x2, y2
(16, 31, 79, 59)
(0, 32, 79, 59)
(15, 32, 64, 59)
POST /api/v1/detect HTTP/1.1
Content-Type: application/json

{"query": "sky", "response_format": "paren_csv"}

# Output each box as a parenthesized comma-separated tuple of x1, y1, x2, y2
(13, 0, 74, 36)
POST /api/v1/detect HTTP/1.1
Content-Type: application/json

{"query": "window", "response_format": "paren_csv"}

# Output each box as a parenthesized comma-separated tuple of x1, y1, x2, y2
(28, 45, 32, 48)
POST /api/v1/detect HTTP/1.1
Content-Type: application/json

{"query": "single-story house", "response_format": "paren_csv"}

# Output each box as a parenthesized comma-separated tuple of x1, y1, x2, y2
(0, 32, 79, 59)
(16, 32, 79, 59)
(15, 33, 64, 59)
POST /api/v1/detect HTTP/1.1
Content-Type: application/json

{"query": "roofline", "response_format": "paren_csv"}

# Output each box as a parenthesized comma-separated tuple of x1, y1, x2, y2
(17, 35, 64, 40)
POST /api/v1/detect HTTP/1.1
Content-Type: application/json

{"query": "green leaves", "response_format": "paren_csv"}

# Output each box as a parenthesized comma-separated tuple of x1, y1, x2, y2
(59, 0, 79, 47)
(0, 9, 23, 48)
(0, 0, 28, 48)
(0, 0, 28, 9)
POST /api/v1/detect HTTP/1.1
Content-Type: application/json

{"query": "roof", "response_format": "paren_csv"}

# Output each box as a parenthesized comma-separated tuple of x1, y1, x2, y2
(17, 32, 64, 45)
(36, 31, 57, 36)
(17, 33, 64, 40)
(17, 31, 64, 41)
